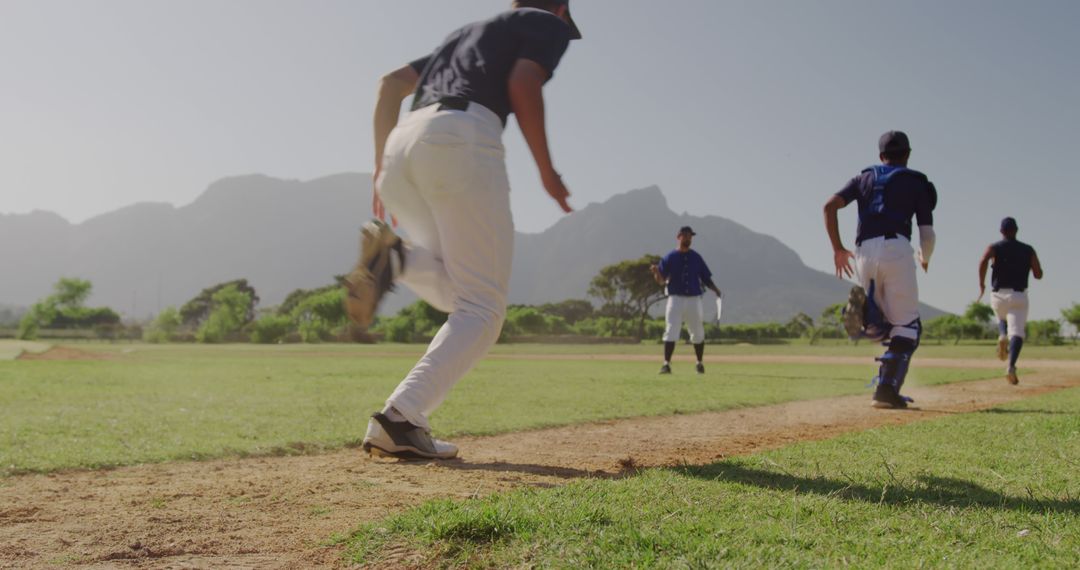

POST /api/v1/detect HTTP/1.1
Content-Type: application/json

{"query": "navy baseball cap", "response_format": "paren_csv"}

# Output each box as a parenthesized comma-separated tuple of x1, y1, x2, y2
(1001, 217, 1018, 232)
(678, 226, 696, 236)
(879, 130, 911, 154)
(550, 0, 582, 40)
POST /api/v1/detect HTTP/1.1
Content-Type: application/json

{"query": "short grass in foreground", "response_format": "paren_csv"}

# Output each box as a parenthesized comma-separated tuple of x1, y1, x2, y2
(0, 344, 993, 475)
(348, 388, 1080, 568)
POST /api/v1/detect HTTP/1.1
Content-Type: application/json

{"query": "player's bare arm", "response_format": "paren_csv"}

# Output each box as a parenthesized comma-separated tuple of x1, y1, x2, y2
(1031, 252, 1044, 280)
(823, 194, 854, 279)
(977, 245, 995, 300)
(371, 64, 420, 220)
(650, 264, 666, 286)
(508, 58, 572, 213)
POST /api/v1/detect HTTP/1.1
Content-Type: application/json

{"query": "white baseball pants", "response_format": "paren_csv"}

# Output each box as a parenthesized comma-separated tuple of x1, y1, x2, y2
(663, 295, 705, 343)
(375, 102, 513, 430)
(854, 236, 920, 341)
(991, 289, 1028, 339)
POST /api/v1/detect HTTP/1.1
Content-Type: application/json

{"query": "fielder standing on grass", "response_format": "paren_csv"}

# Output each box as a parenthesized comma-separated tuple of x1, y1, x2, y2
(650, 226, 722, 375)
(978, 217, 1043, 385)
(345, 1, 581, 459)
(823, 131, 938, 409)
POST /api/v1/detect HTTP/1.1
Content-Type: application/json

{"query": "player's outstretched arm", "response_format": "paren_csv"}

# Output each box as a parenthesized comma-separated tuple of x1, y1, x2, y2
(823, 195, 854, 279)
(372, 64, 420, 220)
(977, 245, 994, 300)
(509, 58, 572, 214)
(1031, 252, 1044, 280)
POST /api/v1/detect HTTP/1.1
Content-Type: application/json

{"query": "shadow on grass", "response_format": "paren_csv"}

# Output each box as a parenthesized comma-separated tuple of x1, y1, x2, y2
(674, 462, 1080, 514)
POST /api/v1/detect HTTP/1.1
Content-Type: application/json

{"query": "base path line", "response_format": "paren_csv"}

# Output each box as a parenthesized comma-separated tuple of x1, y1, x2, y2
(1, 368, 1078, 568)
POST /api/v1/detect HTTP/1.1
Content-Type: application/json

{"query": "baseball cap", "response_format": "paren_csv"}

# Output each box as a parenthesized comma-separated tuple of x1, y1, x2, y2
(678, 226, 696, 236)
(1001, 217, 1018, 232)
(551, 0, 582, 40)
(879, 130, 911, 154)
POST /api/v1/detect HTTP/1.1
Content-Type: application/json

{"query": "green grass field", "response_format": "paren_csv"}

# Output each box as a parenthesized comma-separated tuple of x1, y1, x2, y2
(0, 343, 997, 476)
(347, 387, 1080, 568)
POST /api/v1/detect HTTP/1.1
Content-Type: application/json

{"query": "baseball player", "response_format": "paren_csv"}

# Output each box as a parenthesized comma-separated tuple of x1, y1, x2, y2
(823, 131, 938, 409)
(650, 226, 722, 374)
(347, 0, 581, 459)
(978, 217, 1043, 385)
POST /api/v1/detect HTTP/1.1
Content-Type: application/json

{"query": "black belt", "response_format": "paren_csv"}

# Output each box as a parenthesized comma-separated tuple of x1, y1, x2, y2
(434, 96, 470, 112)
(992, 288, 1025, 293)
(856, 232, 899, 246)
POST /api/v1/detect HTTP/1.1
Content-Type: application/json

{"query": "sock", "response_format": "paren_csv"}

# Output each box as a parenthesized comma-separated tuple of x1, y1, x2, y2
(998, 320, 1008, 338)
(664, 341, 676, 363)
(382, 406, 407, 422)
(694, 342, 704, 362)
(1008, 336, 1024, 369)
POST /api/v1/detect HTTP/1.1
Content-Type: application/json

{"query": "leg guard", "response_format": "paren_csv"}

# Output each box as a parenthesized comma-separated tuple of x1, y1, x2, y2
(875, 336, 918, 392)
(863, 279, 891, 342)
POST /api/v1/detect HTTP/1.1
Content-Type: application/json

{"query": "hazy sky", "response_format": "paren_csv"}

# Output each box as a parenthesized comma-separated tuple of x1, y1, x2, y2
(2, 0, 1077, 319)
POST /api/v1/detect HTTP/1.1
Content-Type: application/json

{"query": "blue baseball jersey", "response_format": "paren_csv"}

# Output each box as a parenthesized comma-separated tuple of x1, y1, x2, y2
(658, 249, 712, 297)
(991, 239, 1036, 291)
(836, 167, 936, 245)
(408, 8, 572, 124)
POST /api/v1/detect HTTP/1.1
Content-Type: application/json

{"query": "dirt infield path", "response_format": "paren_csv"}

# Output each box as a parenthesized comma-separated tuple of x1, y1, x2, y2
(3, 360, 1079, 569)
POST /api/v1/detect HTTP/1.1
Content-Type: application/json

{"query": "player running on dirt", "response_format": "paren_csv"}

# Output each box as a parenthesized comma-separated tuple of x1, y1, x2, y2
(650, 226, 722, 375)
(823, 131, 938, 409)
(345, 1, 581, 459)
(978, 217, 1043, 385)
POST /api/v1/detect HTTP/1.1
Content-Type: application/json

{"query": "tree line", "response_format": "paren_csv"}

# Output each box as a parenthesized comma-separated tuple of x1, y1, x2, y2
(12, 257, 1080, 345)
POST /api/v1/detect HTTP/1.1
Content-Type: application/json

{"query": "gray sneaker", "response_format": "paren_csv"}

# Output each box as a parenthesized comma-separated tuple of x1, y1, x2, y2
(659, 364, 672, 375)
(842, 285, 867, 340)
(362, 413, 458, 460)
(344, 220, 405, 330)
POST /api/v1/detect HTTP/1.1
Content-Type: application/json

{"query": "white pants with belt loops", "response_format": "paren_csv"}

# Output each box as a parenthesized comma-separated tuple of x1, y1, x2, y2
(991, 289, 1028, 339)
(855, 236, 920, 341)
(376, 102, 513, 430)
(663, 295, 705, 344)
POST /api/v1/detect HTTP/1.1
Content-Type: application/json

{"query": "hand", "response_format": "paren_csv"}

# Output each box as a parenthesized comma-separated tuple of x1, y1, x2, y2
(541, 169, 573, 214)
(917, 250, 929, 273)
(833, 248, 855, 279)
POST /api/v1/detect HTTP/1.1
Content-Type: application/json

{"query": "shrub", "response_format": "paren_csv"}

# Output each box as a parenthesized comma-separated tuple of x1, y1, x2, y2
(251, 314, 294, 344)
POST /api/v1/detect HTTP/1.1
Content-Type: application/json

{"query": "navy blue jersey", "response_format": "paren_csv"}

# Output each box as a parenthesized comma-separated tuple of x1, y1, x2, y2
(658, 249, 712, 297)
(837, 168, 936, 245)
(991, 239, 1036, 291)
(408, 8, 571, 124)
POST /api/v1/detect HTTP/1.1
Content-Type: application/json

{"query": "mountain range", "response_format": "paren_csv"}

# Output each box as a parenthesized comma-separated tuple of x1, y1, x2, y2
(0, 173, 943, 323)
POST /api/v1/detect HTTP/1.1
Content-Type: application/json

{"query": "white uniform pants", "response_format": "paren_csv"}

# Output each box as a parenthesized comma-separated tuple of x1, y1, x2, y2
(854, 236, 920, 341)
(663, 295, 705, 344)
(991, 289, 1028, 339)
(376, 102, 513, 430)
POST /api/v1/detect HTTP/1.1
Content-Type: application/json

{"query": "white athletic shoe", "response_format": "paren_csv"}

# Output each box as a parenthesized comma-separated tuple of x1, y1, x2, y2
(1006, 367, 1019, 385)
(362, 413, 458, 460)
(997, 338, 1008, 362)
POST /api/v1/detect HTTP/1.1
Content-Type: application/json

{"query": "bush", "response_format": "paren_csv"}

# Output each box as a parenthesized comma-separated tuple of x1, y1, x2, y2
(197, 285, 253, 343)
(143, 307, 182, 343)
(250, 314, 294, 344)
(1027, 319, 1063, 345)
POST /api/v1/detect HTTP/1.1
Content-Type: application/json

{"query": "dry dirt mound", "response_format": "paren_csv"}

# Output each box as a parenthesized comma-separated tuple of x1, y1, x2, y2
(1, 361, 1078, 569)
(15, 345, 111, 361)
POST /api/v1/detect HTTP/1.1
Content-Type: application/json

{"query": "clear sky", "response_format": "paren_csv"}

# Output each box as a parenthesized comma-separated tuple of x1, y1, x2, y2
(2, 0, 1077, 319)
